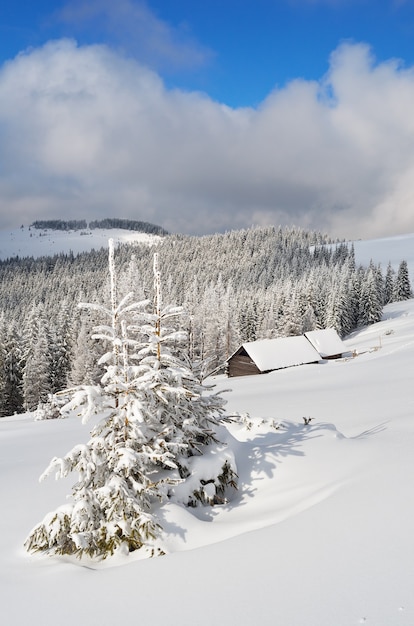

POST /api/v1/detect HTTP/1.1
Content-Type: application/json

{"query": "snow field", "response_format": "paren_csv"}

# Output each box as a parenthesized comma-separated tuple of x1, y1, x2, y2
(1, 299, 414, 625)
(0, 227, 160, 260)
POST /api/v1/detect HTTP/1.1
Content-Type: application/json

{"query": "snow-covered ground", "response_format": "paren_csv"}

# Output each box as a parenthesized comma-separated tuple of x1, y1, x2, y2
(1, 233, 414, 625)
(0, 226, 160, 260)
(2, 298, 413, 625)
(353, 232, 414, 279)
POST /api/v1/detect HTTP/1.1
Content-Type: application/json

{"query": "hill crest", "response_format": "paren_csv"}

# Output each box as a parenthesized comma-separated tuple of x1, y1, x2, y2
(0, 223, 162, 261)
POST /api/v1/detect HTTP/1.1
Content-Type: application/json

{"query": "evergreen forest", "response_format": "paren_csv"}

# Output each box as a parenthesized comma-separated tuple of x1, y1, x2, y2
(0, 225, 411, 417)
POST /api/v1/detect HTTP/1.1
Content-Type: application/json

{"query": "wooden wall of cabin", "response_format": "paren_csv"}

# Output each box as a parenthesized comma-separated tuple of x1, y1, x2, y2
(227, 354, 261, 377)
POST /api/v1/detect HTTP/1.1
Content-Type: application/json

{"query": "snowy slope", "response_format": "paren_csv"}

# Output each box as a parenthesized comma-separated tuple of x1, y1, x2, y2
(1, 232, 414, 626)
(0, 226, 160, 260)
(352, 232, 414, 282)
(1, 304, 414, 624)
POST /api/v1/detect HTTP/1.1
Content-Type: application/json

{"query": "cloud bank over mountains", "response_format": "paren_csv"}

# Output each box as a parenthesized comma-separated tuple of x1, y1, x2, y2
(1, 39, 413, 238)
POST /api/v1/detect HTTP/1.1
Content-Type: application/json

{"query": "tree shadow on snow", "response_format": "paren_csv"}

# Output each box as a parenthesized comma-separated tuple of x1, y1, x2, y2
(156, 507, 189, 542)
(175, 419, 387, 524)
(230, 418, 388, 509)
(188, 421, 328, 521)
(315, 420, 388, 440)
(235, 423, 314, 501)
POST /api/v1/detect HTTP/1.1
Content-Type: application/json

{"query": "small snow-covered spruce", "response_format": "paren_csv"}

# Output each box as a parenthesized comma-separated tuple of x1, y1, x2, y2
(25, 243, 237, 561)
(187, 459, 238, 507)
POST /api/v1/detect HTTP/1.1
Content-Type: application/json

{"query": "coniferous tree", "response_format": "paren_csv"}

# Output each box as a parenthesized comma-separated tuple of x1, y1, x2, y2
(281, 289, 304, 337)
(325, 289, 343, 335)
(301, 303, 318, 333)
(393, 260, 412, 301)
(2, 320, 23, 416)
(310, 272, 329, 330)
(49, 305, 72, 393)
(238, 301, 258, 342)
(374, 264, 385, 306)
(22, 312, 51, 411)
(348, 269, 362, 331)
(335, 264, 358, 337)
(384, 262, 395, 305)
(25, 242, 159, 558)
(25, 243, 236, 561)
(359, 268, 383, 326)
(69, 313, 104, 385)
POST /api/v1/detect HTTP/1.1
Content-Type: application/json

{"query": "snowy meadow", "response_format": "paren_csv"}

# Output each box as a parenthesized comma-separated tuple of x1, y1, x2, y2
(1, 233, 414, 625)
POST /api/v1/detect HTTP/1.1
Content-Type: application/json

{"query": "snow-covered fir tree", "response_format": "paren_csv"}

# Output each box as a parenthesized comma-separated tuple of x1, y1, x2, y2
(384, 262, 396, 305)
(48, 302, 73, 393)
(393, 260, 412, 301)
(358, 266, 383, 327)
(1, 320, 23, 416)
(69, 312, 105, 385)
(22, 308, 51, 411)
(25, 242, 237, 560)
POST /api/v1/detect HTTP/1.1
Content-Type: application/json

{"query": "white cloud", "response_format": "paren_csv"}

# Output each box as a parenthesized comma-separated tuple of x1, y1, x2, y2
(1, 39, 414, 239)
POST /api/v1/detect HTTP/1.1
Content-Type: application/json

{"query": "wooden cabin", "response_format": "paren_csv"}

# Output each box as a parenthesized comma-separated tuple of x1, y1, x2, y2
(227, 336, 321, 377)
(227, 329, 348, 377)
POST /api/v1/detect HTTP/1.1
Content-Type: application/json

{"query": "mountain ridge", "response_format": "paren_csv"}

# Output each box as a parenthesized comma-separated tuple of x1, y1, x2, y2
(1, 223, 413, 284)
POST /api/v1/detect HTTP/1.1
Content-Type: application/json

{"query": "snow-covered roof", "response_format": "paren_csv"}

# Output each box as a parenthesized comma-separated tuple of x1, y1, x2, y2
(242, 335, 321, 372)
(304, 328, 347, 358)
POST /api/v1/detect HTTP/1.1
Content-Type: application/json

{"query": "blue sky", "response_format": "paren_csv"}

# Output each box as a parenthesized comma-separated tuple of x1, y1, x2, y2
(3, 0, 414, 107)
(1, 0, 414, 238)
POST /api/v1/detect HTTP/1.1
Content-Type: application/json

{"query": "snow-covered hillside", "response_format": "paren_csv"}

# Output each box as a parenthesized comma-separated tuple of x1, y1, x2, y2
(1, 232, 414, 625)
(2, 308, 414, 623)
(352, 232, 414, 282)
(0, 226, 160, 260)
